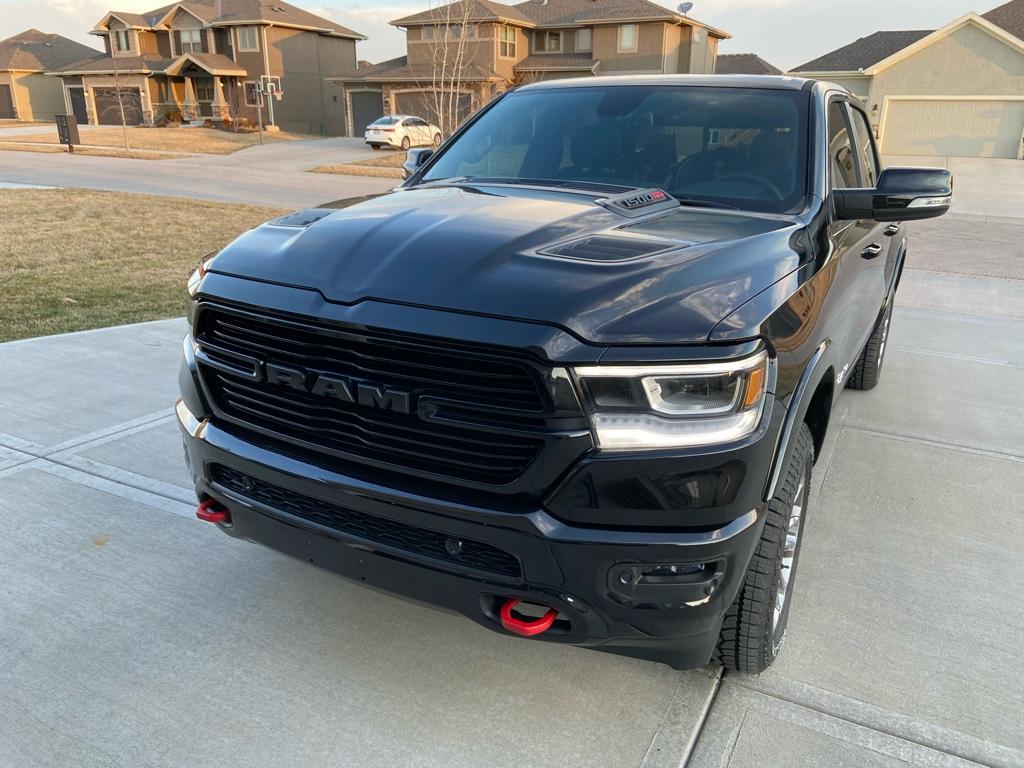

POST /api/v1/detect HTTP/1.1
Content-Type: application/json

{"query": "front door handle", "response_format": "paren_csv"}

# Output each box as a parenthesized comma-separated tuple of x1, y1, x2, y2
(883, 224, 900, 236)
(861, 243, 884, 259)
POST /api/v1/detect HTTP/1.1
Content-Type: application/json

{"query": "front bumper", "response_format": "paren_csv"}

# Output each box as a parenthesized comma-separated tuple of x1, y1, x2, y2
(178, 383, 781, 669)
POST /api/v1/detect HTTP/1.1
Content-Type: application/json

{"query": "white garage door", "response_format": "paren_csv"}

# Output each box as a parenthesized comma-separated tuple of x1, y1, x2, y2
(881, 99, 1024, 159)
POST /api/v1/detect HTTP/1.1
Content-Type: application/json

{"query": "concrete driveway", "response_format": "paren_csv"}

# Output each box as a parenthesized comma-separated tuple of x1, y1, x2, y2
(1, 159, 1023, 767)
(0, 135, 395, 208)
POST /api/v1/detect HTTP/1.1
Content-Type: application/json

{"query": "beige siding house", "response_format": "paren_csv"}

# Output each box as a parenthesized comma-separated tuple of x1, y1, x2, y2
(790, 0, 1024, 159)
(0, 30, 101, 121)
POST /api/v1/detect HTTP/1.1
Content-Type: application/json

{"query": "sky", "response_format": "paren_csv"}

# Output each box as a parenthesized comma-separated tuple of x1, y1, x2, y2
(0, 0, 990, 71)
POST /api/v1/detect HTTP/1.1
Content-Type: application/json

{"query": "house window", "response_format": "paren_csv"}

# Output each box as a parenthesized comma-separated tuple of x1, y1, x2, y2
(421, 25, 434, 40)
(499, 25, 516, 58)
(244, 80, 262, 107)
(445, 24, 476, 39)
(575, 28, 592, 52)
(194, 78, 214, 102)
(237, 26, 259, 52)
(180, 28, 202, 53)
(618, 23, 638, 53)
(114, 29, 131, 52)
(535, 30, 562, 53)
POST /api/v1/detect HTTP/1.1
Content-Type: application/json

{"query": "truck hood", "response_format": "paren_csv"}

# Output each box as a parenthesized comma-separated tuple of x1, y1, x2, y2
(208, 184, 804, 345)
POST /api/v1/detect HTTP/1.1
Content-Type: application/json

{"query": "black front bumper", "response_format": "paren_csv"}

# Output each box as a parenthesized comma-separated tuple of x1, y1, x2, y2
(177, 388, 780, 669)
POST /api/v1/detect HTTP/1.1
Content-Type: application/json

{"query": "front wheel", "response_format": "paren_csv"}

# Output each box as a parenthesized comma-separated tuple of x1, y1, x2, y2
(369, 144, 380, 150)
(715, 423, 813, 673)
(401, 136, 411, 151)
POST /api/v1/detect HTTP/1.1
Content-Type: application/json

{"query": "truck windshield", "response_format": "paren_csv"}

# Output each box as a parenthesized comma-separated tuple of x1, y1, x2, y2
(422, 85, 810, 214)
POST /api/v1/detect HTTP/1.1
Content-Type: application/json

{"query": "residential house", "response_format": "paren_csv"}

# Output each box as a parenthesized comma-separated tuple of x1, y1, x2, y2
(332, 0, 729, 136)
(0, 30, 100, 121)
(789, 0, 1024, 158)
(715, 53, 781, 75)
(48, 0, 365, 135)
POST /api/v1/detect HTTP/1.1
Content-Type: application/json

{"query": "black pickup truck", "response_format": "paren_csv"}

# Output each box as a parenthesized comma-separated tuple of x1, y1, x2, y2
(179, 76, 951, 672)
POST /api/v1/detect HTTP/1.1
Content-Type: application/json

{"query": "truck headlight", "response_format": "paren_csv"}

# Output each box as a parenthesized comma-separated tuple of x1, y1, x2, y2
(573, 351, 769, 450)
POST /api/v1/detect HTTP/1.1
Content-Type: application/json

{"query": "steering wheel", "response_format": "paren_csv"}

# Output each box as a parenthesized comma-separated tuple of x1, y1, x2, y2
(717, 174, 785, 200)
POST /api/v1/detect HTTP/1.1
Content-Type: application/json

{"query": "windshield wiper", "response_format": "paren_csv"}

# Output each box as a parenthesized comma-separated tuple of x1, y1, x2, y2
(671, 196, 740, 211)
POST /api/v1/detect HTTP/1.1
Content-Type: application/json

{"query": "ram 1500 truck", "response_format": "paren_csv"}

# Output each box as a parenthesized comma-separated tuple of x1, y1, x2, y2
(179, 76, 951, 672)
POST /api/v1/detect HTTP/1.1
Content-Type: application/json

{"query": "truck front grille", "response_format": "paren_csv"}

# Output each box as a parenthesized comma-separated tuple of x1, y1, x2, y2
(194, 306, 549, 485)
(211, 464, 523, 579)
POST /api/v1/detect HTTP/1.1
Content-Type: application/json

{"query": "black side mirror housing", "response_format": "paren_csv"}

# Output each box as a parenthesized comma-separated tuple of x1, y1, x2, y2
(833, 166, 953, 222)
(402, 148, 434, 180)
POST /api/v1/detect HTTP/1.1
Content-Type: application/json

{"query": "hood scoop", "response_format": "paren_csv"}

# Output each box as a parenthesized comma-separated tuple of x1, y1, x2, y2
(540, 234, 684, 262)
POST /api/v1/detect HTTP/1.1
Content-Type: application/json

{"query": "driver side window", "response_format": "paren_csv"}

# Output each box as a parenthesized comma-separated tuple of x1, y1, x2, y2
(828, 102, 857, 190)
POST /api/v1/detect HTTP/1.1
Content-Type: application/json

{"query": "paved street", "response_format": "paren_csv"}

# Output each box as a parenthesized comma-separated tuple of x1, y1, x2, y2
(1, 159, 1022, 767)
(0, 134, 396, 208)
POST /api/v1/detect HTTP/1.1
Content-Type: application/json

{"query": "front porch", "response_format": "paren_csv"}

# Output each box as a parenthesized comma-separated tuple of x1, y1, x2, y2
(156, 54, 247, 124)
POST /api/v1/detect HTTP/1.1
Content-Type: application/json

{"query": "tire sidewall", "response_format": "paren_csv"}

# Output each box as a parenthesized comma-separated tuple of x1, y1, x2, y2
(768, 443, 813, 658)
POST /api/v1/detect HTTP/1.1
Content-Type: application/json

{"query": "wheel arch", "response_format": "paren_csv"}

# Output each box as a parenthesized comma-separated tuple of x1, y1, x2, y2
(763, 340, 836, 501)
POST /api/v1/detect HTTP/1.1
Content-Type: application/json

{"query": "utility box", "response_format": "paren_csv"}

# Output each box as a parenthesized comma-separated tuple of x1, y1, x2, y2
(56, 114, 80, 152)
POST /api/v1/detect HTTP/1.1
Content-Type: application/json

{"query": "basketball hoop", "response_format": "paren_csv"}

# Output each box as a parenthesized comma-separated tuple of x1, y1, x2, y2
(274, 90, 284, 102)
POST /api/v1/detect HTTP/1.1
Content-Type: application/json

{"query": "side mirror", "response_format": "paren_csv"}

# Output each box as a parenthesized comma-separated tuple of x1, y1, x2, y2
(833, 166, 952, 222)
(402, 148, 434, 180)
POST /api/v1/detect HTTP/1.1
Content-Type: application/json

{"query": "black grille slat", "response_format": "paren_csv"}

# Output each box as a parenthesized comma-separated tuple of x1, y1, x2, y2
(218, 377, 536, 461)
(211, 464, 522, 579)
(218, 381, 532, 472)
(206, 316, 542, 407)
(196, 307, 550, 484)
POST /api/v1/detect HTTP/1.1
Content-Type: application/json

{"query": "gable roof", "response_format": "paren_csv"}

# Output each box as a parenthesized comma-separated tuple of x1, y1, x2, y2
(47, 52, 172, 75)
(0, 29, 101, 71)
(715, 53, 781, 75)
(791, 0, 1024, 73)
(391, 0, 534, 27)
(983, 0, 1024, 41)
(392, 0, 729, 37)
(791, 30, 931, 72)
(92, 0, 365, 40)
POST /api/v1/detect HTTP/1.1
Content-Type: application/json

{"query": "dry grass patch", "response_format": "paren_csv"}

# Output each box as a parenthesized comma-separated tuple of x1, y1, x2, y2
(0, 126, 319, 155)
(0, 143, 180, 160)
(0, 189, 285, 342)
(311, 151, 406, 179)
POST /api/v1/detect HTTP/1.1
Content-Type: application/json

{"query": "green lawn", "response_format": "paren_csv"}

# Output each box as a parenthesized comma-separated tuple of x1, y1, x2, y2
(0, 189, 285, 341)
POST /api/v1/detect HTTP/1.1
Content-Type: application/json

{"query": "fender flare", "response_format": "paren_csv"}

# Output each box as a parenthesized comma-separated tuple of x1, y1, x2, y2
(763, 339, 834, 501)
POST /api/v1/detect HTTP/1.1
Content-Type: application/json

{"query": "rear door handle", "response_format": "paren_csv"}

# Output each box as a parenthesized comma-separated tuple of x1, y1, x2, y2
(883, 224, 900, 236)
(861, 243, 884, 259)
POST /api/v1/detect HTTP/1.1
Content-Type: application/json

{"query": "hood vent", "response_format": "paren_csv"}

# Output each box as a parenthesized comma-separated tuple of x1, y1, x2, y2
(540, 234, 680, 262)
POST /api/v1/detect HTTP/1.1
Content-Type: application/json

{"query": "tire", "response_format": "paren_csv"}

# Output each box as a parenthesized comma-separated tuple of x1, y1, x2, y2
(846, 301, 892, 391)
(715, 423, 813, 673)
(401, 136, 411, 151)
(433, 133, 442, 148)
(369, 144, 380, 151)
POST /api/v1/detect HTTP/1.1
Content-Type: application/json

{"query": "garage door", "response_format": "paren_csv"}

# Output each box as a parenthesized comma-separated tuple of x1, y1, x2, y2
(0, 84, 15, 119)
(93, 87, 143, 126)
(350, 90, 383, 136)
(881, 99, 1024, 158)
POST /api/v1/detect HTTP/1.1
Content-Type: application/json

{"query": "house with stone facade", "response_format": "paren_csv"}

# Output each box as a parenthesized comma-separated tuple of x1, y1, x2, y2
(48, 0, 364, 135)
(332, 0, 729, 136)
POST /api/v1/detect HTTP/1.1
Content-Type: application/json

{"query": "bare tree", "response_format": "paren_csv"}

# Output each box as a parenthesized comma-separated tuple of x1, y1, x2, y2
(109, 46, 131, 152)
(414, 0, 481, 137)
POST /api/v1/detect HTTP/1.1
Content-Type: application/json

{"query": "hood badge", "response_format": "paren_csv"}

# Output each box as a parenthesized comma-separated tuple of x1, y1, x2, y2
(599, 188, 679, 218)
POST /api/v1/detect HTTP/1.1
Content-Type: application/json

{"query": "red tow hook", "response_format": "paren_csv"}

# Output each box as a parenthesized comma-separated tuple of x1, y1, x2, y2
(196, 499, 230, 524)
(500, 598, 558, 637)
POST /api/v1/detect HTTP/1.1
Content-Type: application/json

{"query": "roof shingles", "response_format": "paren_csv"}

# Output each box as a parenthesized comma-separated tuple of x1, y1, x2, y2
(0, 29, 102, 71)
(791, 30, 932, 72)
(715, 53, 781, 75)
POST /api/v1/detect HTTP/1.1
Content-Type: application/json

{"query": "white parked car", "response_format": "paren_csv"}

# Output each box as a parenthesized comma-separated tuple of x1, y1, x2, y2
(365, 115, 442, 151)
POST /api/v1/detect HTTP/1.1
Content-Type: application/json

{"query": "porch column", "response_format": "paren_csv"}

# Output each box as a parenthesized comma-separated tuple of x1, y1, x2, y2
(210, 75, 230, 122)
(182, 75, 197, 121)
